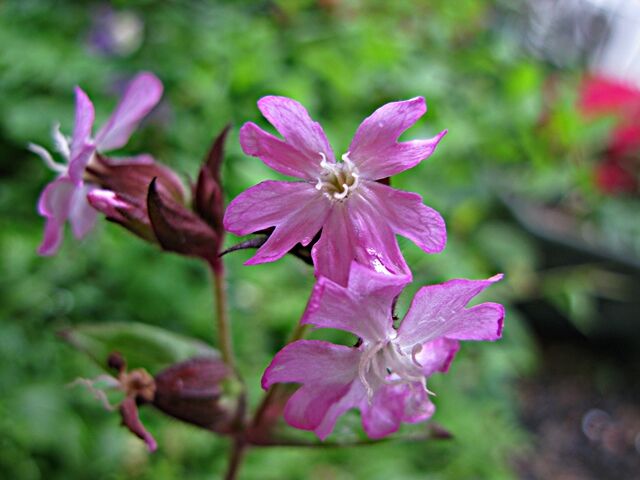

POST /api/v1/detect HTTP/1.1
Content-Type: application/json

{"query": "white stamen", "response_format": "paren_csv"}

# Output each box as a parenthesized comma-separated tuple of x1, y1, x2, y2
(358, 337, 433, 403)
(315, 151, 360, 202)
(318, 151, 332, 170)
(333, 184, 350, 200)
(28, 143, 67, 174)
(52, 123, 71, 161)
(341, 151, 353, 166)
(411, 344, 423, 367)
(358, 341, 386, 400)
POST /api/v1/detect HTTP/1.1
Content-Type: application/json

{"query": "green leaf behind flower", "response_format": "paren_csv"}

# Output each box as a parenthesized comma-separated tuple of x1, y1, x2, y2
(59, 322, 219, 374)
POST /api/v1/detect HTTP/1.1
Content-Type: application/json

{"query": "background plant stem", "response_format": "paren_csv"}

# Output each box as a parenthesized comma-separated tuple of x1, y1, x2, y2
(224, 436, 246, 480)
(211, 262, 235, 371)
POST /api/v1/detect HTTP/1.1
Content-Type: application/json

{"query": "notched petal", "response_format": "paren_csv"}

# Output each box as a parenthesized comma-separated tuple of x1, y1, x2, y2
(120, 396, 158, 452)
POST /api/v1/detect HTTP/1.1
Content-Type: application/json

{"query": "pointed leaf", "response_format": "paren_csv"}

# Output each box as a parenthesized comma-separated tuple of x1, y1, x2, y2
(59, 321, 219, 374)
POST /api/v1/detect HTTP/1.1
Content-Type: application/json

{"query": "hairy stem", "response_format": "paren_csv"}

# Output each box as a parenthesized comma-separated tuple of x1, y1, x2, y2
(211, 262, 236, 371)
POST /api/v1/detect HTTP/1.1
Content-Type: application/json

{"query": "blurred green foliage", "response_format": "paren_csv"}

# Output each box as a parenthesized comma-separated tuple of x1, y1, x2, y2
(4, 0, 632, 478)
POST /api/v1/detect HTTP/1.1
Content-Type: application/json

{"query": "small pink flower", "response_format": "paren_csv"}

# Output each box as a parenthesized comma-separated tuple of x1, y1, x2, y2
(225, 96, 447, 285)
(262, 263, 504, 439)
(29, 72, 163, 255)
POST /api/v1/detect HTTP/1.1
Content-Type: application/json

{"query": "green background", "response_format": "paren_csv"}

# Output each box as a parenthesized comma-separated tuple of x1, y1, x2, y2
(2, 1, 636, 478)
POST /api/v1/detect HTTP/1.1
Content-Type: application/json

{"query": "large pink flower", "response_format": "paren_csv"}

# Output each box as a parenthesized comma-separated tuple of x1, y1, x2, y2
(224, 96, 447, 285)
(262, 263, 504, 439)
(29, 72, 163, 255)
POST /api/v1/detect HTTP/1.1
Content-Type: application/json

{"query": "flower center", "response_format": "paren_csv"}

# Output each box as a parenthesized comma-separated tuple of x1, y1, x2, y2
(315, 152, 360, 201)
(358, 337, 426, 400)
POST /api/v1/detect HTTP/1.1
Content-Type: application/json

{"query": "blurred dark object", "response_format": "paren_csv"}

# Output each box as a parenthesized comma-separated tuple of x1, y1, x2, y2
(515, 343, 640, 480)
(501, 194, 640, 350)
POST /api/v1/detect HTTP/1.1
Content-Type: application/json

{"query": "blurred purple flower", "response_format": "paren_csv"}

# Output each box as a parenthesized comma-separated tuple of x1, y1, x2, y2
(262, 263, 504, 439)
(29, 72, 163, 255)
(224, 96, 447, 285)
(86, 6, 144, 57)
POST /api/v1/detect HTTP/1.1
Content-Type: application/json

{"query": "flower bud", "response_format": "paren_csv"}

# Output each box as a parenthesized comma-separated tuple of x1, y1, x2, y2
(85, 154, 186, 242)
(147, 179, 221, 267)
(193, 125, 230, 239)
(152, 357, 242, 435)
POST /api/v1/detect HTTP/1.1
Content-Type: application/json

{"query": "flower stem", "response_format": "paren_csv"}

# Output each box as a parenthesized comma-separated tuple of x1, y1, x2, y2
(210, 262, 246, 478)
(224, 436, 246, 480)
(210, 262, 236, 373)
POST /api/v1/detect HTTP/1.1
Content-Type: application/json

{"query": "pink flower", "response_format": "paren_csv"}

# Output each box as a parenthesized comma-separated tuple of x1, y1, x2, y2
(262, 263, 504, 439)
(224, 96, 447, 285)
(29, 72, 163, 255)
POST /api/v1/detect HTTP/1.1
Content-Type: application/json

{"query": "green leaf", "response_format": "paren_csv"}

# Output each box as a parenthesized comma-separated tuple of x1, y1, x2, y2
(59, 322, 219, 374)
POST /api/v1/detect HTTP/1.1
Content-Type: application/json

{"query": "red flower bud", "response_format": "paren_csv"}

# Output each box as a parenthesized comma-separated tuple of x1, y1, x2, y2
(152, 357, 241, 435)
(194, 125, 230, 239)
(86, 154, 186, 241)
(147, 179, 221, 267)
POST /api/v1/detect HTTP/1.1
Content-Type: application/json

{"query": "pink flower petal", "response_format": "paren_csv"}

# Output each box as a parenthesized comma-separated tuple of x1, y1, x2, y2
(223, 181, 329, 265)
(397, 384, 435, 424)
(37, 178, 76, 256)
(312, 197, 410, 286)
(262, 340, 361, 437)
(311, 205, 355, 286)
(68, 142, 97, 187)
(348, 192, 411, 277)
(302, 263, 408, 343)
(95, 72, 163, 151)
(120, 396, 158, 452)
(257, 96, 335, 164)
(313, 381, 366, 440)
(239, 122, 322, 179)
(363, 181, 446, 253)
(68, 183, 98, 239)
(415, 338, 460, 376)
(70, 87, 95, 165)
(87, 189, 131, 223)
(348, 97, 446, 180)
(399, 275, 505, 347)
(361, 383, 434, 438)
